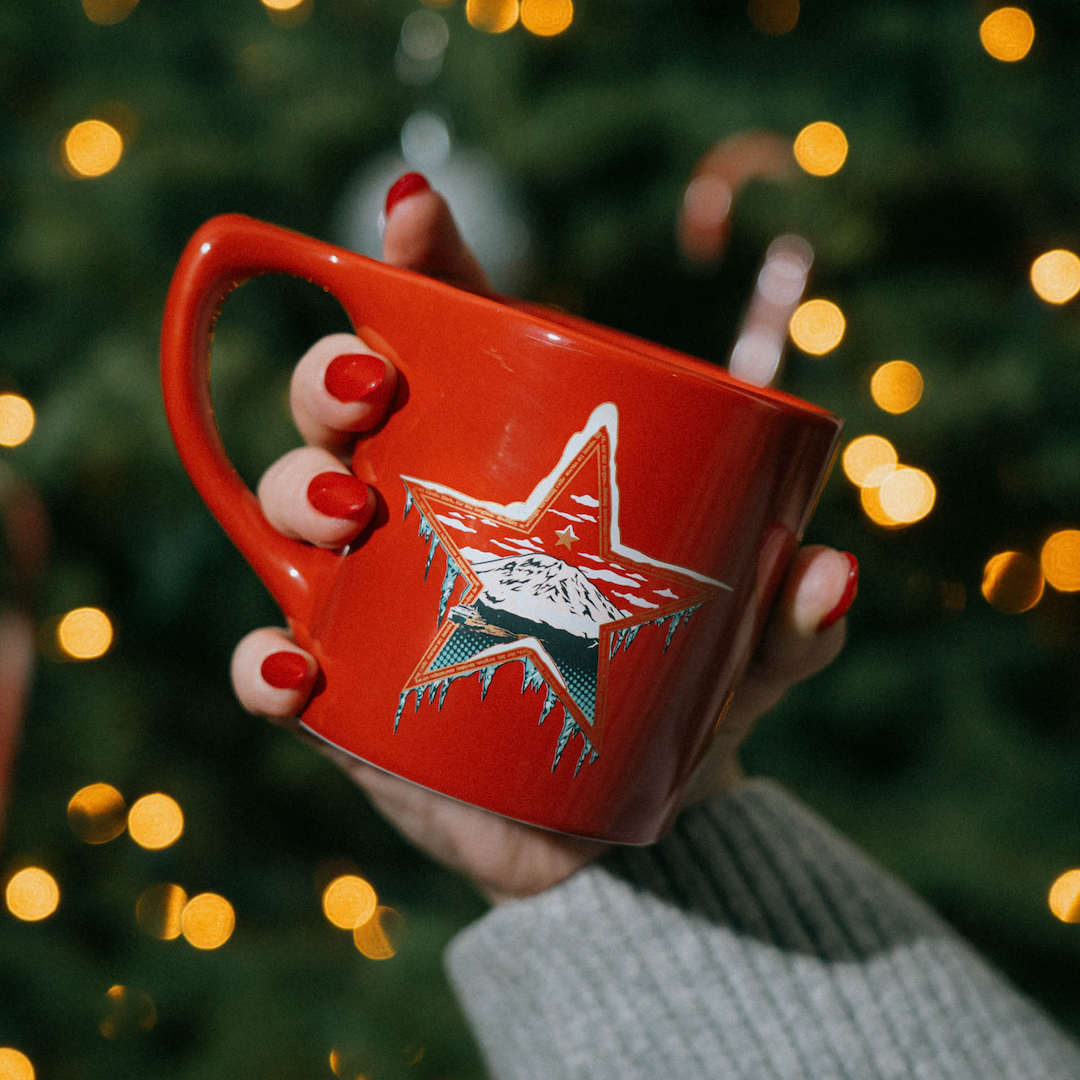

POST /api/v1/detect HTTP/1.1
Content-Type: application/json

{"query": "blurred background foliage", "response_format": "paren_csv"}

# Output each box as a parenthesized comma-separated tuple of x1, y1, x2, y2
(2, 0, 1080, 1076)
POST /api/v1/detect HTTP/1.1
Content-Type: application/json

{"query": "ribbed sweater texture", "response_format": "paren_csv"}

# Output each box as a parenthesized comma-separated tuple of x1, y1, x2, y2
(445, 780, 1080, 1079)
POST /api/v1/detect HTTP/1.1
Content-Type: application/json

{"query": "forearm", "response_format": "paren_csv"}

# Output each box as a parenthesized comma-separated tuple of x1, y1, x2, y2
(446, 780, 1080, 1080)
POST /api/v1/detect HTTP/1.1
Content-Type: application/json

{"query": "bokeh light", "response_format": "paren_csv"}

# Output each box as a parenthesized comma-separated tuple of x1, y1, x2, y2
(1049, 870, 1080, 923)
(261, 0, 305, 8)
(56, 606, 113, 660)
(99, 986, 156, 1039)
(979, 7, 1035, 62)
(62, 120, 123, 178)
(878, 467, 936, 524)
(181, 893, 235, 949)
(0, 395, 35, 448)
(793, 121, 848, 177)
(5, 867, 59, 922)
(859, 484, 898, 528)
(261, 0, 311, 23)
(466, 0, 519, 33)
(520, 0, 573, 35)
(870, 360, 924, 414)
(747, 0, 799, 35)
(1030, 249, 1080, 305)
(842, 435, 898, 488)
(81, 0, 138, 24)
(982, 551, 1044, 613)
(0, 1048, 34, 1080)
(67, 783, 127, 844)
(136, 883, 188, 940)
(323, 875, 377, 930)
(1041, 530, 1080, 592)
(789, 299, 846, 355)
(353, 905, 401, 959)
(127, 793, 184, 850)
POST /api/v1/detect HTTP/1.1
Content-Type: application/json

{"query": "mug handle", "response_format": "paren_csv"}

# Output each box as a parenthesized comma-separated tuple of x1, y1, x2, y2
(161, 214, 363, 638)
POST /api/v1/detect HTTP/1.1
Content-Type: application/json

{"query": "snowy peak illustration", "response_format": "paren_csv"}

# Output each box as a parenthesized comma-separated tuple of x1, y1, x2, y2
(395, 403, 729, 775)
(467, 552, 629, 639)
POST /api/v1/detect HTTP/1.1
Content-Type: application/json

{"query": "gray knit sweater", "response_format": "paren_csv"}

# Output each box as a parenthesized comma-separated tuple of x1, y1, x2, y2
(446, 780, 1080, 1079)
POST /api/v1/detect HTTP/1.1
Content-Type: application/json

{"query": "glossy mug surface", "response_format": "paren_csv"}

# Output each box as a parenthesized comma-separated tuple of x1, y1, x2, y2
(161, 214, 841, 844)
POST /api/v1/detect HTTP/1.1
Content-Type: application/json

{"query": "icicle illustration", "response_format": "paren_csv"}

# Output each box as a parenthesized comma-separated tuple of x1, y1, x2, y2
(574, 742, 591, 777)
(394, 688, 417, 731)
(403, 487, 414, 521)
(663, 611, 685, 651)
(438, 677, 451, 710)
(537, 685, 559, 726)
(478, 664, 496, 700)
(551, 714, 578, 772)
(518, 656, 545, 696)
(610, 627, 629, 658)
(438, 557, 463, 623)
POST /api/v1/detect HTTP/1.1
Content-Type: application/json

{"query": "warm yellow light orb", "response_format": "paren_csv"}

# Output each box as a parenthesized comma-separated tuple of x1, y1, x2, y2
(5, 867, 60, 922)
(979, 7, 1035, 62)
(789, 299, 846, 355)
(0, 395, 35, 448)
(136, 883, 188, 940)
(81, 0, 138, 24)
(878, 467, 936, 524)
(1041, 529, 1080, 592)
(353, 905, 401, 959)
(466, 0, 519, 32)
(56, 606, 113, 660)
(63, 120, 123, 179)
(261, 0, 305, 10)
(127, 793, 184, 850)
(520, 0, 572, 35)
(859, 484, 898, 527)
(67, 782, 127, 844)
(322, 875, 377, 930)
(1030, 249, 1080, 305)
(181, 893, 235, 949)
(99, 985, 157, 1039)
(793, 121, 848, 177)
(842, 435, 898, 488)
(747, 0, 799, 35)
(981, 551, 1044, 613)
(870, 360, 924, 414)
(0, 1048, 35, 1080)
(1049, 870, 1080, 923)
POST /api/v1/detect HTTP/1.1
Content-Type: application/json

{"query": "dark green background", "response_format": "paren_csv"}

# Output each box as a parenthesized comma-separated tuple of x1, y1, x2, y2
(2, 1, 1079, 1076)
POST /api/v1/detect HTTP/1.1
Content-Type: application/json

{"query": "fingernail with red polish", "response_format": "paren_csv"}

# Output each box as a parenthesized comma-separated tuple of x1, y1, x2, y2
(307, 472, 372, 521)
(818, 552, 859, 632)
(385, 172, 430, 217)
(261, 650, 310, 690)
(324, 352, 386, 403)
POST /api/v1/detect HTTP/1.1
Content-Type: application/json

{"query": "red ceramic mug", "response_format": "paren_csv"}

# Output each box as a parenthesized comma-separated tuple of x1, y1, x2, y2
(161, 214, 841, 844)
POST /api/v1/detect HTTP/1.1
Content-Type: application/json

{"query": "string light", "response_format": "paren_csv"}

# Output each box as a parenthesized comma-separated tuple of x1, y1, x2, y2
(62, 120, 123, 179)
(793, 122, 848, 177)
(520, 0, 573, 35)
(842, 435, 898, 488)
(181, 893, 235, 949)
(127, 793, 184, 850)
(0, 1048, 35, 1080)
(5, 867, 60, 922)
(56, 607, 113, 660)
(353, 906, 401, 959)
(466, 0, 519, 32)
(1041, 529, 1080, 592)
(1049, 870, 1080, 923)
(747, 0, 799, 35)
(80, 0, 138, 24)
(0, 395, 35, 448)
(979, 7, 1035, 63)
(981, 551, 1044, 613)
(67, 783, 127, 844)
(322, 875, 377, 930)
(99, 986, 156, 1039)
(789, 299, 846, 355)
(870, 360, 924, 414)
(1030, 249, 1080, 305)
(136, 883, 188, 940)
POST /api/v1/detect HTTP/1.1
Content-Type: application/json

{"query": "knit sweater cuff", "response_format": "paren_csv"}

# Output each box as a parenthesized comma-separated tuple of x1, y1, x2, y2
(445, 779, 1079, 1080)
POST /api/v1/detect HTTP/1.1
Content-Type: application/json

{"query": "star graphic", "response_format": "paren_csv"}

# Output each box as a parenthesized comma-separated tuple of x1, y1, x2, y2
(555, 524, 579, 550)
(397, 404, 729, 764)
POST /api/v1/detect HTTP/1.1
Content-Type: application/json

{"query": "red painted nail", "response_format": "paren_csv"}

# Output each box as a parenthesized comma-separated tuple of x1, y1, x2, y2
(307, 471, 372, 522)
(261, 650, 310, 690)
(385, 172, 431, 217)
(818, 552, 859, 632)
(324, 352, 386, 403)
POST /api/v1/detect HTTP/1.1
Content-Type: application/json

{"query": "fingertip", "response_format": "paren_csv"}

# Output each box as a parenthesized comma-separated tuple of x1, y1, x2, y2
(232, 629, 317, 718)
(817, 552, 858, 633)
(786, 547, 858, 636)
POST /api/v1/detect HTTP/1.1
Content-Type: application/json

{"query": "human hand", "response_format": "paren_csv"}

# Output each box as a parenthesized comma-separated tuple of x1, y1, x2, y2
(230, 173, 857, 904)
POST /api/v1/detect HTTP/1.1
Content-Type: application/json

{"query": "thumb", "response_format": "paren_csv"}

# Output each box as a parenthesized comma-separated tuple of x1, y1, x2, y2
(382, 173, 491, 295)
